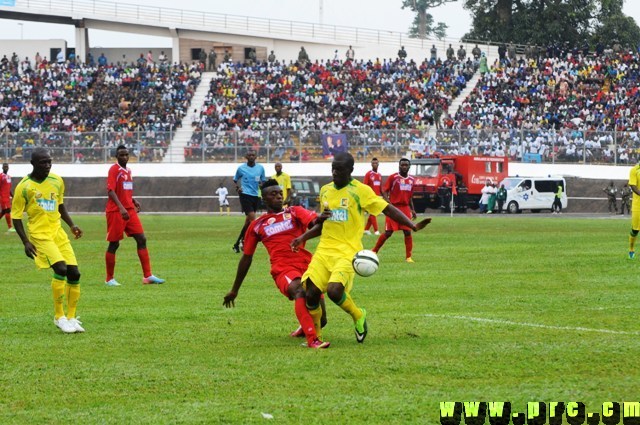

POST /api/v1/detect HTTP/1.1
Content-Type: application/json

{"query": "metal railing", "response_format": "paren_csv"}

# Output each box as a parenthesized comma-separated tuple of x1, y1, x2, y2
(8, 0, 490, 53)
(0, 128, 634, 165)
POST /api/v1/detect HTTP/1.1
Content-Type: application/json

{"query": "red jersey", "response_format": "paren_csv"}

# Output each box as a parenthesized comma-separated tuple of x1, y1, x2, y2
(0, 172, 11, 200)
(383, 173, 415, 206)
(243, 206, 317, 276)
(106, 163, 135, 212)
(363, 170, 383, 196)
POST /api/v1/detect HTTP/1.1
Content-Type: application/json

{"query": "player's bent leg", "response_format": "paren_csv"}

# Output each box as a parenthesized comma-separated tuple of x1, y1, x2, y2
(288, 281, 321, 345)
(106, 241, 120, 285)
(65, 265, 84, 332)
(50, 261, 75, 333)
(372, 230, 392, 253)
(329, 282, 362, 322)
(286, 279, 309, 338)
(629, 228, 639, 259)
(132, 233, 147, 250)
(403, 230, 414, 262)
(132, 233, 164, 284)
(328, 281, 367, 343)
(320, 296, 328, 328)
(304, 279, 324, 339)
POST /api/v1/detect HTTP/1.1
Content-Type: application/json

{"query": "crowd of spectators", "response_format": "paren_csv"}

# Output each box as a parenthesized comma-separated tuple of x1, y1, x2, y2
(0, 53, 201, 162)
(451, 48, 640, 163)
(3, 46, 640, 165)
(185, 56, 477, 161)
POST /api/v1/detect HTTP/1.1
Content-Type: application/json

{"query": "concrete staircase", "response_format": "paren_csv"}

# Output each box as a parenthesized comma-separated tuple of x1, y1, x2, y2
(164, 72, 215, 163)
(446, 71, 482, 119)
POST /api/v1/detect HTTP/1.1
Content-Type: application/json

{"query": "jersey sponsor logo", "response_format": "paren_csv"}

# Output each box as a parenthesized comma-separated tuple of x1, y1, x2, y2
(264, 219, 294, 236)
(122, 182, 133, 190)
(399, 183, 413, 191)
(329, 208, 348, 222)
(36, 198, 57, 212)
(373, 181, 381, 186)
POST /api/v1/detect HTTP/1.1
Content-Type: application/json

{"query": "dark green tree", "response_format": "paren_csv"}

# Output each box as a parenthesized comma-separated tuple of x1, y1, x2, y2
(408, 13, 448, 39)
(461, 0, 639, 48)
(401, 0, 455, 39)
(592, 0, 640, 48)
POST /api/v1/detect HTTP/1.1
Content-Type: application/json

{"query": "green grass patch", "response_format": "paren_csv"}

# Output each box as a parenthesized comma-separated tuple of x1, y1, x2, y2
(0, 214, 638, 424)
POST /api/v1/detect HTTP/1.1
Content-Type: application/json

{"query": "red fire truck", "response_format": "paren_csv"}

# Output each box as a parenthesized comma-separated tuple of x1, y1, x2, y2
(411, 155, 509, 212)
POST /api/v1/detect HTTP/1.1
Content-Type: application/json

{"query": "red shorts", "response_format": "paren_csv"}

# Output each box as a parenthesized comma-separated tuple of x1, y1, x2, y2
(385, 204, 412, 231)
(272, 264, 308, 299)
(0, 198, 10, 210)
(106, 209, 145, 242)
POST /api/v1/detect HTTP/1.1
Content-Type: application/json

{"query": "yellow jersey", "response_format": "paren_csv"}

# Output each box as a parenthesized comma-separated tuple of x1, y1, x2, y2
(629, 164, 640, 212)
(12, 173, 65, 238)
(272, 172, 292, 194)
(317, 178, 388, 256)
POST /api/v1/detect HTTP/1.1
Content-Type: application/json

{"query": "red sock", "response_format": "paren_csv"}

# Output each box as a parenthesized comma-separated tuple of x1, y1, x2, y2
(373, 233, 389, 253)
(105, 251, 116, 281)
(137, 248, 152, 278)
(367, 215, 378, 232)
(294, 297, 317, 344)
(5, 212, 11, 228)
(405, 234, 413, 258)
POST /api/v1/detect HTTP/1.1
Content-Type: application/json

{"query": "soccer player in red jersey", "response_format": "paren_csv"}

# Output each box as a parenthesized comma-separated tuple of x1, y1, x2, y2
(0, 163, 15, 232)
(363, 157, 382, 236)
(223, 179, 330, 349)
(372, 158, 418, 262)
(104, 145, 165, 286)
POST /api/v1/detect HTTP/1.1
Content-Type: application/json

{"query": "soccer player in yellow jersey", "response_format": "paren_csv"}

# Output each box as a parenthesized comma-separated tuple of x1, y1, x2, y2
(271, 162, 292, 205)
(12, 148, 85, 334)
(293, 153, 431, 343)
(628, 162, 640, 259)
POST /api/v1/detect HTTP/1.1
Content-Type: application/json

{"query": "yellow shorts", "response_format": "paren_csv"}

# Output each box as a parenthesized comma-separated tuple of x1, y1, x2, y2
(302, 251, 354, 294)
(31, 228, 78, 270)
(633, 210, 640, 231)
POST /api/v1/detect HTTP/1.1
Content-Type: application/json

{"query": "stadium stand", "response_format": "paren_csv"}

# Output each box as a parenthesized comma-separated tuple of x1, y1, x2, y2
(186, 57, 477, 161)
(1, 48, 639, 165)
(0, 59, 201, 162)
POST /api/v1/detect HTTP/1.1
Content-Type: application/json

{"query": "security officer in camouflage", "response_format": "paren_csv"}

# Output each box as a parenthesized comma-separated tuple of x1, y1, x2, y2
(603, 181, 618, 214)
(621, 183, 632, 215)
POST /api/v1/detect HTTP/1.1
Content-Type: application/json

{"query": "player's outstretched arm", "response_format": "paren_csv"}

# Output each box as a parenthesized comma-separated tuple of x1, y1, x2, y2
(59, 204, 83, 239)
(12, 219, 37, 259)
(224, 254, 253, 308)
(291, 222, 324, 251)
(291, 208, 331, 250)
(382, 204, 431, 232)
(414, 217, 432, 231)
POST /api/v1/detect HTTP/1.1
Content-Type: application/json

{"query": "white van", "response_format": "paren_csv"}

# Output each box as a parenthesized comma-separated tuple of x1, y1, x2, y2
(499, 176, 567, 213)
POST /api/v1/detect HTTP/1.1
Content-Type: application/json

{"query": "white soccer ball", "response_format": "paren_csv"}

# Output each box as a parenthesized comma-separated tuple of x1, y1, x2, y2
(352, 249, 379, 277)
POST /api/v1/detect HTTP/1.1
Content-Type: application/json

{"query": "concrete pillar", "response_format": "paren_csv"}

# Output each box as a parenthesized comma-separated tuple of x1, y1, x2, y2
(170, 28, 180, 65)
(74, 25, 88, 63)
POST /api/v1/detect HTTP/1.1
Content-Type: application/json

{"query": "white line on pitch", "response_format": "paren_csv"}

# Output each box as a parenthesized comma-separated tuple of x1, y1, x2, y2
(421, 314, 640, 336)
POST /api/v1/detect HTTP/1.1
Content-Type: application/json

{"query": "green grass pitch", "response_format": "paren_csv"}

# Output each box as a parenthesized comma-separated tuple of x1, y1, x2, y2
(1, 214, 638, 424)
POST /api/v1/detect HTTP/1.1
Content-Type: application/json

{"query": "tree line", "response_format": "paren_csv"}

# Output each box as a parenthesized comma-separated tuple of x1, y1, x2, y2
(402, 0, 640, 50)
